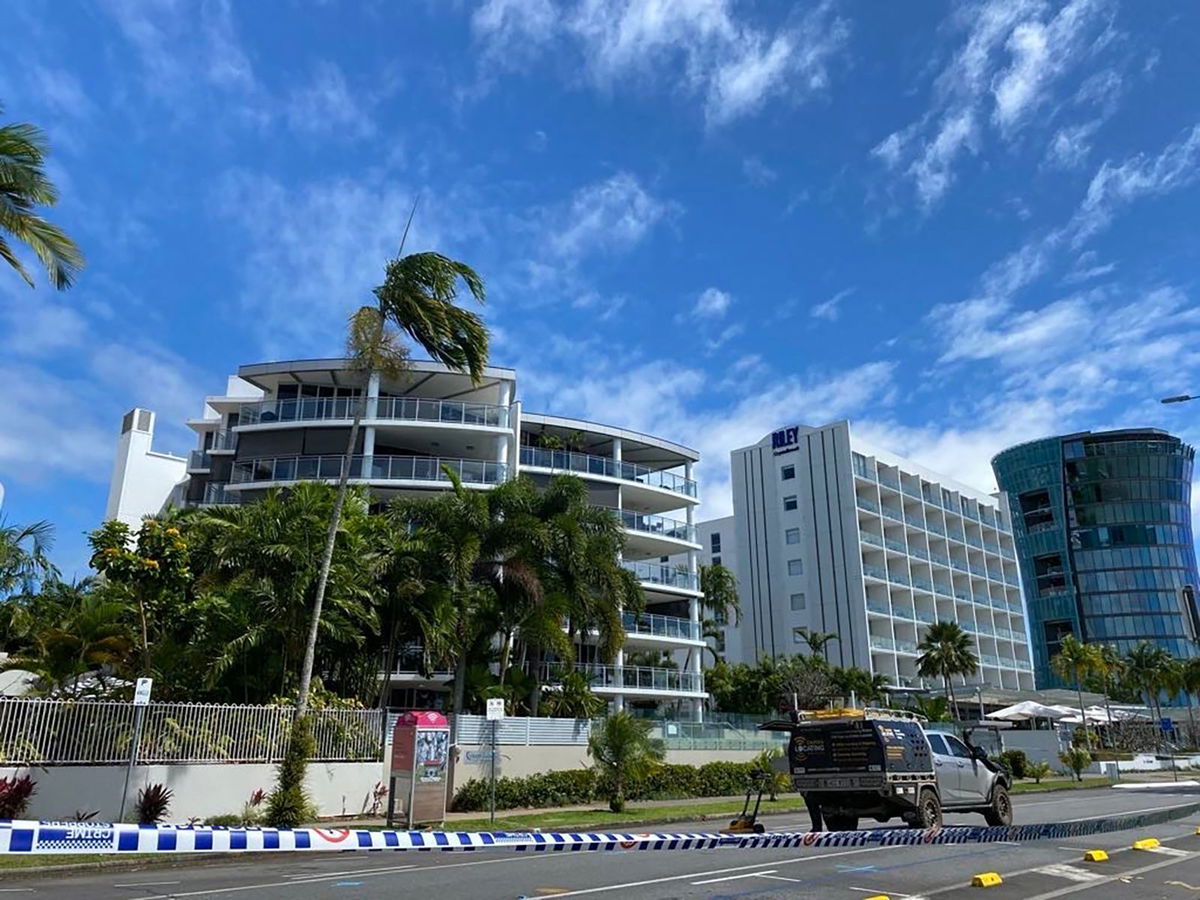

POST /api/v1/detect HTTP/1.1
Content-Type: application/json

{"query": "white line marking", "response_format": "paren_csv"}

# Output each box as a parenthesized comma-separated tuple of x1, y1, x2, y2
(544, 846, 889, 898)
(1034, 864, 1104, 882)
(1147, 845, 1191, 857)
(691, 870, 777, 885)
(114, 882, 183, 887)
(1017, 851, 1200, 899)
(1064, 801, 1198, 821)
(760, 874, 805, 883)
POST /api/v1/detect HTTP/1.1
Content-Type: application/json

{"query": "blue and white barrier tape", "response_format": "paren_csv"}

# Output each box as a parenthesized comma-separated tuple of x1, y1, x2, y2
(4, 802, 1200, 856)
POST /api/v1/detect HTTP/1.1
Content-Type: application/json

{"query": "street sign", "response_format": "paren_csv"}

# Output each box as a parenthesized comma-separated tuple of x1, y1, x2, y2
(1161, 717, 1174, 733)
(486, 698, 505, 721)
(133, 678, 153, 706)
(465, 749, 499, 764)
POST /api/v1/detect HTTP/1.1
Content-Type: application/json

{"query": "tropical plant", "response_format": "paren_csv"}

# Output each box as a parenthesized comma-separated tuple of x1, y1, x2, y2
(1180, 658, 1200, 750)
(134, 783, 174, 824)
(750, 747, 792, 801)
(539, 669, 606, 719)
(795, 628, 839, 658)
(1092, 643, 1126, 747)
(0, 518, 57, 600)
(1124, 641, 1175, 742)
(265, 715, 314, 828)
(916, 621, 978, 720)
(298, 238, 488, 716)
(1051, 635, 1099, 748)
(1059, 746, 1091, 782)
(0, 106, 84, 290)
(907, 694, 952, 722)
(0, 774, 36, 818)
(830, 666, 890, 706)
(1027, 760, 1054, 784)
(587, 711, 665, 813)
(996, 749, 1028, 779)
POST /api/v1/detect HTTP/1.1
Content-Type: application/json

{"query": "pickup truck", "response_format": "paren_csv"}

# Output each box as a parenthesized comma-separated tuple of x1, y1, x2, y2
(762, 708, 1012, 831)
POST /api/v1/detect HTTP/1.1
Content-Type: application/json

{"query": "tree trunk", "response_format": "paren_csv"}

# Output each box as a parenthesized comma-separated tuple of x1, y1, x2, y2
(1101, 678, 1114, 750)
(945, 674, 959, 722)
(528, 645, 543, 716)
(450, 652, 468, 744)
(297, 383, 369, 715)
(1187, 696, 1197, 751)
(1076, 679, 1090, 749)
(498, 629, 514, 687)
(136, 590, 152, 676)
(378, 617, 400, 709)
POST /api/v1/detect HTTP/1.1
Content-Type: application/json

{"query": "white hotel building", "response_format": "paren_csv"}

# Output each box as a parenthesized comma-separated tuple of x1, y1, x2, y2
(106, 358, 707, 716)
(704, 420, 1035, 693)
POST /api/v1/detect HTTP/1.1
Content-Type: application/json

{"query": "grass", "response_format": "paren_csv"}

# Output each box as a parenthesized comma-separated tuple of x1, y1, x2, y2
(1010, 777, 1097, 793)
(449, 797, 811, 832)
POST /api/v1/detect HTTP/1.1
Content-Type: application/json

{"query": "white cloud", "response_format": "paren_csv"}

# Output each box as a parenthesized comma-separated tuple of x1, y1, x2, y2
(742, 156, 777, 186)
(1044, 120, 1101, 170)
(873, 0, 1113, 211)
(810, 287, 853, 322)
(27, 66, 94, 120)
(285, 62, 377, 139)
(691, 287, 732, 319)
(548, 172, 671, 261)
(472, 0, 849, 127)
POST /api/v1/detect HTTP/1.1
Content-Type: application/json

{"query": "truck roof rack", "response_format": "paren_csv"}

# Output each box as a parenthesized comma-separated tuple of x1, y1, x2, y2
(758, 707, 928, 731)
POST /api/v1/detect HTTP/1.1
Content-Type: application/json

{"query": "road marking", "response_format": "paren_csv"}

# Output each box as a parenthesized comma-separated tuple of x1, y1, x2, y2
(1017, 851, 1200, 899)
(1148, 845, 1191, 857)
(542, 845, 888, 897)
(1034, 864, 1104, 883)
(691, 870, 778, 885)
(113, 882, 182, 888)
(1165, 881, 1200, 891)
(1064, 802, 1199, 822)
(760, 874, 805, 884)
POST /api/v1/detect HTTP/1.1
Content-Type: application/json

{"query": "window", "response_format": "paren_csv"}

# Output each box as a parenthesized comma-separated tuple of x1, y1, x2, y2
(926, 733, 949, 755)
(793, 628, 807, 644)
(783, 495, 798, 511)
(1019, 489, 1054, 531)
(785, 528, 801, 545)
(944, 735, 973, 759)
(710, 532, 722, 553)
(788, 559, 803, 576)
(1043, 619, 1074, 657)
(712, 555, 722, 565)
(790, 592, 806, 610)
(659, 555, 669, 563)
(781, 465, 796, 481)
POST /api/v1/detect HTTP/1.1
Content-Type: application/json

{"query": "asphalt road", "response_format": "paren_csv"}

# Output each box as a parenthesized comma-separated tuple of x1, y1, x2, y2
(6, 787, 1200, 899)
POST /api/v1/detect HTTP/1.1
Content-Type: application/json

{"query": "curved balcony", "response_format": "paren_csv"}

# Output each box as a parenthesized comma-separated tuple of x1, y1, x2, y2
(187, 450, 211, 472)
(621, 560, 700, 594)
(519, 446, 696, 499)
(229, 454, 508, 488)
(236, 396, 509, 429)
(622, 611, 702, 644)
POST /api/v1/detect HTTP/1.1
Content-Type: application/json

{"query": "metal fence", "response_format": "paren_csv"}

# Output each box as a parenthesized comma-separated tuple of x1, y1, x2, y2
(453, 714, 592, 746)
(0, 699, 383, 765)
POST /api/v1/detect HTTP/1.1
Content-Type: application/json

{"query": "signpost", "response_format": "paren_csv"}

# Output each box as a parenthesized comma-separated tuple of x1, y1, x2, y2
(486, 698, 504, 824)
(119, 677, 153, 821)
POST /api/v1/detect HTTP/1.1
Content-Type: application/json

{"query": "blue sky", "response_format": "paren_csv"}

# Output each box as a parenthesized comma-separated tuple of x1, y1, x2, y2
(4, 0, 1200, 577)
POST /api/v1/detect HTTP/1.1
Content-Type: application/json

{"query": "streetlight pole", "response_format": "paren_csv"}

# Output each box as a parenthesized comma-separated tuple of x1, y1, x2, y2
(1161, 395, 1198, 404)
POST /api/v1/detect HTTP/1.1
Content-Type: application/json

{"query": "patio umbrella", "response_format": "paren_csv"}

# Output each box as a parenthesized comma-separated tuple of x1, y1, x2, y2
(986, 700, 1072, 721)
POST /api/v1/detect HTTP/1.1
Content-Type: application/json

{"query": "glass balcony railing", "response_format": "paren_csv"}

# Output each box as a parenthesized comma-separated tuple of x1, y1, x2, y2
(209, 430, 237, 451)
(902, 483, 921, 499)
(947, 528, 966, 543)
(881, 505, 904, 522)
(621, 561, 700, 592)
(893, 604, 915, 620)
(953, 589, 972, 602)
(622, 611, 701, 642)
(904, 512, 924, 528)
(863, 563, 889, 581)
(909, 546, 929, 561)
(857, 496, 880, 513)
(201, 483, 240, 505)
(895, 638, 919, 654)
(231, 454, 508, 486)
(867, 599, 891, 615)
(237, 395, 509, 428)
(980, 654, 1001, 667)
(188, 450, 211, 470)
(520, 446, 696, 497)
(888, 569, 911, 586)
(869, 636, 896, 651)
(934, 583, 954, 597)
(927, 520, 945, 536)
(861, 532, 885, 548)
(885, 537, 908, 553)
(541, 663, 703, 694)
(965, 535, 983, 549)
(605, 508, 696, 543)
(915, 609, 936, 624)
(911, 576, 935, 594)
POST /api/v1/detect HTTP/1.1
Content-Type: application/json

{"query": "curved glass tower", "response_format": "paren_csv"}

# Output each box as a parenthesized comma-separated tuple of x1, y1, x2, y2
(993, 429, 1200, 687)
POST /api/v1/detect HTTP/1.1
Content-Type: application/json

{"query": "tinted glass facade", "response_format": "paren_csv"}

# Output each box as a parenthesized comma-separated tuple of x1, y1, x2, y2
(993, 430, 1200, 687)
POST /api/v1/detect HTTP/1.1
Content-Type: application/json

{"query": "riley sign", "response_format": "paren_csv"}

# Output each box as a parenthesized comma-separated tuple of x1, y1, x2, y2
(771, 425, 801, 455)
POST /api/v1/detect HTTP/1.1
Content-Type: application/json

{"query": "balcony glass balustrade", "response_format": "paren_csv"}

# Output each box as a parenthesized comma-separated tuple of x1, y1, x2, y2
(861, 532, 885, 548)
(869, 635, 896, 651)
(621, 611, 700, 642)
(201, 483, 240, 505)
(541, 663, 703, 694)
(862, 563, 889, 581)
(893, 604, 915, 620)
(895, 638, 918, 654)
(857, 496, 880, 513)
(238, 395, 509, 428)
(911, 576, 935, 593)
(188, 450, 211, 470)
(621, 560, 700, 592)
(884, 537, 908, 553)
(915, 609, 936, 624)
(604, 508, 696, 543)
(231, 454, 508, 486)
(929, 551, 951, 567)
(208, 430, 237, 451)
(881, 505, 904, 522)
(888, 569, 911, 586)
(520, 446, 696, 497)
(867, 599, 891, 615)
(927, 521, 945, 536)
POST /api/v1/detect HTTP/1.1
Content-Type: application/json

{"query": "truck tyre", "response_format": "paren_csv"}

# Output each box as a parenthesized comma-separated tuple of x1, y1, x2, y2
(825, 814, 859, 831)
(984, 784, 1012, 826)
(909, 788, 942, 829)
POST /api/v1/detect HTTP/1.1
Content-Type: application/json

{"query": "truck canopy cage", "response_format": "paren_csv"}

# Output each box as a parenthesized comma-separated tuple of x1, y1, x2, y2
(759, 707, 928, 732)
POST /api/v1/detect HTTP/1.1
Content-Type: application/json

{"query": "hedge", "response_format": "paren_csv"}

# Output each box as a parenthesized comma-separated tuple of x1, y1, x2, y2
(451, 761, 774, 812)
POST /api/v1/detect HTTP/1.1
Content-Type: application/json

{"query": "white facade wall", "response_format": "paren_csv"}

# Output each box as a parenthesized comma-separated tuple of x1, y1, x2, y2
(691, 516, 737, 662)
(721, 420, 1035, 692)
(103, 408, 188, 528)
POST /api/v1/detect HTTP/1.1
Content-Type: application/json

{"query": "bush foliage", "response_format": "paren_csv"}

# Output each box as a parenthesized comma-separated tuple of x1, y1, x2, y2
(996, 749, 1028, 780)
(0, 775, 37, 819)
(451, 761, 780, 812)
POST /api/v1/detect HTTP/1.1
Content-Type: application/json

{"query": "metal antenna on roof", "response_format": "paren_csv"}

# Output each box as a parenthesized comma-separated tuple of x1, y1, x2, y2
(396, 195, 420, 258)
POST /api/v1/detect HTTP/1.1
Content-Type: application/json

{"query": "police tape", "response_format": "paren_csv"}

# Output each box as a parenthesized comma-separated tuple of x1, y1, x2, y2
(4, 801, 1200, 856)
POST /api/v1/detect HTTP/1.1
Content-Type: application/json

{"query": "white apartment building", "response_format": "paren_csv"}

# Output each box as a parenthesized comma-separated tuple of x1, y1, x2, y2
(715, 420, 1035, 693)
(106, 358, 706, 716)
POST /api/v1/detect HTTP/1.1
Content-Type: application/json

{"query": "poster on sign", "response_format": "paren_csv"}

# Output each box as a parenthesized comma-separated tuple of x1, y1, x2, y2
(386, 711, 451, 827)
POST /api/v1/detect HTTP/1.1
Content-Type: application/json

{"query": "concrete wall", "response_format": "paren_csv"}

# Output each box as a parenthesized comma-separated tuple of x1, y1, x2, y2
(1000, 730, 1064, 766)
(105, 408, 188, 526)
(2, 761, 386, 822)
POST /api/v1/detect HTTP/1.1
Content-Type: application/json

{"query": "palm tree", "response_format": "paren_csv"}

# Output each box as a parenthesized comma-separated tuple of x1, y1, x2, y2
(916, 621, 978, 721)
(298, 243, 488, 715)
(587, 710, 665, 813)
(1093, 643, 1126, 747)
(1125, 641, 1174, 746)
(0, 108, 84, 289)
(830, 666, 889, 706)
(1051, 635, 1099, 748)
(796, 628, 839, 659)
(1180, 658, 1200, 750)
(0, 518, 58, 599)
(697, 563, 739, 667)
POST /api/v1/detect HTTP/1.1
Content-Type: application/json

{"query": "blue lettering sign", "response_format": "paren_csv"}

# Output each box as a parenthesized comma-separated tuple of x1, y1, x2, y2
(772, 426, 801, 455)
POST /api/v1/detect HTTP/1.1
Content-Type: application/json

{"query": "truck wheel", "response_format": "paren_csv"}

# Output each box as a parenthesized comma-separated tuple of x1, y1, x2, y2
(984, 784, 1012, 826)
(825, 814, 859, 831)
(909, 788, 942, 829)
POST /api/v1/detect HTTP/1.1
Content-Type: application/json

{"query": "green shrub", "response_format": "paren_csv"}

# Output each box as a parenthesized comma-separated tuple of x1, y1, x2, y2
(1027, 761, 1054, 783)
(450, 760, 784, 812)
(996, 749, 1028, 779)
(204, 814, 246, 827)
(1059, 747, 1092, 782)
(266, 715, 315, 828)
